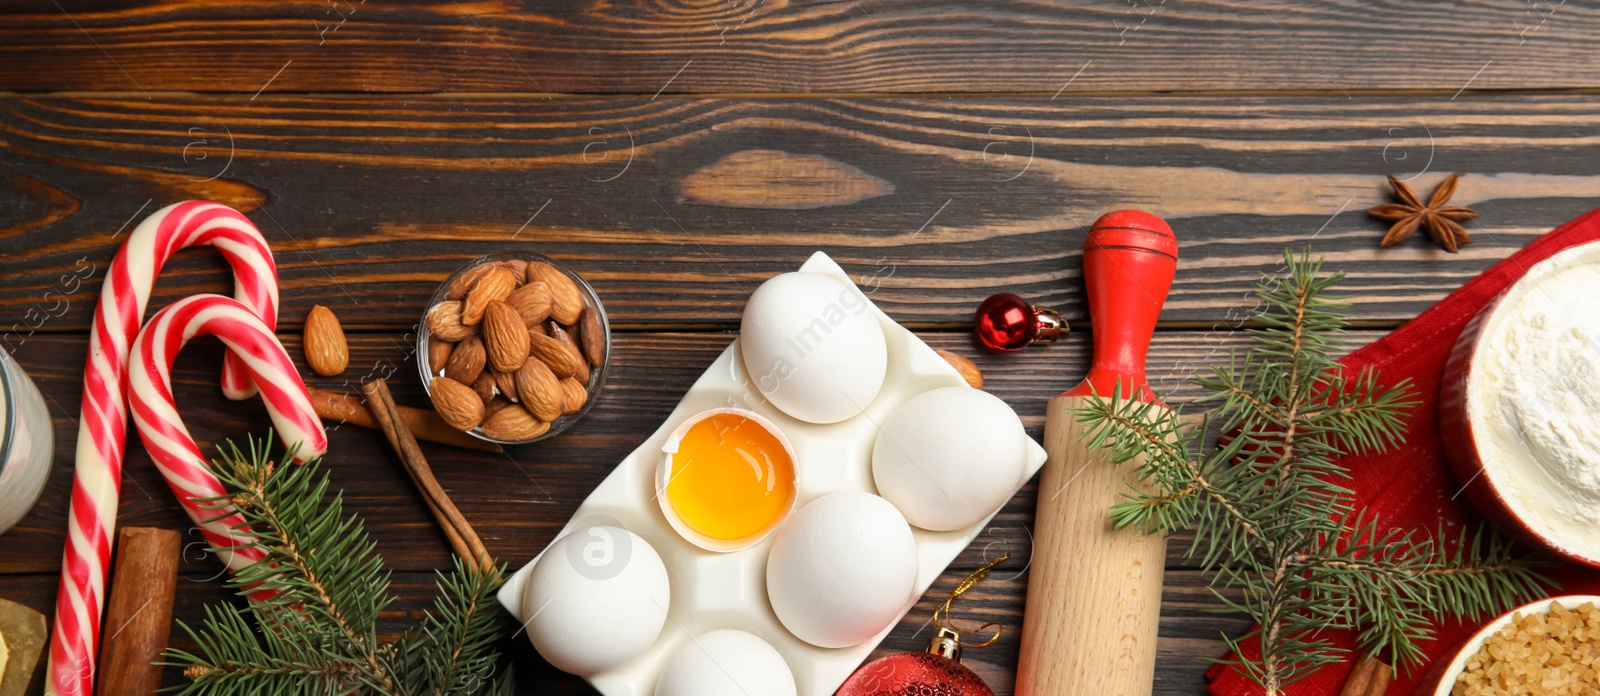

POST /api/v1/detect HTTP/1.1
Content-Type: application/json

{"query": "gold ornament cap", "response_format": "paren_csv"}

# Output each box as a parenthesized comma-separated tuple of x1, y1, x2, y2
(927, 626, 964, 662)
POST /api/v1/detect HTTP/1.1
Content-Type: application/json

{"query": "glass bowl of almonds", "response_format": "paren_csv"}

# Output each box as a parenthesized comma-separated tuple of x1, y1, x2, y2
(417, 252, 610, 444)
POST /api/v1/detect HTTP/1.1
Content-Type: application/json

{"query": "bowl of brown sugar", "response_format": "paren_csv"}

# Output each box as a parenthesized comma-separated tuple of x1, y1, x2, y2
(1429, 595, 1600, 696)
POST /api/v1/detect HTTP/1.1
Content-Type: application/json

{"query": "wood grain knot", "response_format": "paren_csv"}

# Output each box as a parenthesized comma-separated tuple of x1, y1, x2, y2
(676, 149, 894, 210)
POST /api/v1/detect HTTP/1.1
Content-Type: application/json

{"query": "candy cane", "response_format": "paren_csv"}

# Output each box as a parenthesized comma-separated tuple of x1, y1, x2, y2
(128, 294, 327, 568)
(48, 201, 280, 696)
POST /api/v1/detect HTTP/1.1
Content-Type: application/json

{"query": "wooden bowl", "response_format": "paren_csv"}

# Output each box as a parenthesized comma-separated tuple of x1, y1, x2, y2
(1419, 594, 1600, 695)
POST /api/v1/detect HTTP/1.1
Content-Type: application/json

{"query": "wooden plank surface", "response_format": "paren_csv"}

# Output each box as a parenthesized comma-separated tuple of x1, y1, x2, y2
(0, 327, 1358, 692)
(5, 94, 1596, 332)
(4, 2, 1595, 693)
(0, 1, 1595, 94)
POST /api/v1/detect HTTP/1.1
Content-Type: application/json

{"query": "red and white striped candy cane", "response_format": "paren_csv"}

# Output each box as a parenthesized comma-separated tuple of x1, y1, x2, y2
(129, 294, 327, 569)
(48, 201, 280, 695)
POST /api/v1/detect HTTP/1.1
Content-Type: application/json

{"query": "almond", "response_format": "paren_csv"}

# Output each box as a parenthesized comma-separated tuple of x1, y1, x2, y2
(426, 301, 477, 342)
(446, 261, 501, 301)
(462, 265, 517, 326)
(577, 307, 605, 368)
(470, 371, 498, 405)
(302, 304, 349, 377)
(427, 336, 453, 375)
(559, 377, 588, 415)
(514, 357, 564, 422)
(492, 369, 518, 403)
(502, 258, 529, 282)
(482, 301, 531, 373)
(429, 377, 484, 431)
(527, 261, 584, 325)
(934, 348, 984, 390)
(484, 395, 515, 418)
(444, 335, 487, 385)
(529, 331, 583, 379)
(528, 322, 547, 337)
(481, 404, 550, 441)
(547, 322, 589, 383)
(505, 282, 554, 328)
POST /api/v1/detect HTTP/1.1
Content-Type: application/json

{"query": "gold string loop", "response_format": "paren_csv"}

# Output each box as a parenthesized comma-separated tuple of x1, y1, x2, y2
(933, 553, 1010, 649)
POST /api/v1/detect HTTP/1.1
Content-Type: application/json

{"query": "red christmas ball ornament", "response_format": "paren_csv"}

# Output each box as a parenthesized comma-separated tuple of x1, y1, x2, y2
(974, 293, 1063, 352)
(835, 629, 994, 696)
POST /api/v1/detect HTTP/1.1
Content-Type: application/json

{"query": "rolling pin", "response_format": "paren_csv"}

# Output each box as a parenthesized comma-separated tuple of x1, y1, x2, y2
(1016, 210, 1177, 696)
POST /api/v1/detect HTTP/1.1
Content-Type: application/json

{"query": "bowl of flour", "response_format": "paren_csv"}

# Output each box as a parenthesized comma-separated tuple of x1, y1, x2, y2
(1442, 240, 1600, 566)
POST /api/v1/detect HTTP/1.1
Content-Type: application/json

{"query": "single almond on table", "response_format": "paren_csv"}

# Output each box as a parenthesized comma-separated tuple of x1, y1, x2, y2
(427, 336, 453, 375)
(934, 348, 984, 390)
(482, 301, 531, 373)
(470, 371, 498, 405)
(302, 304, 349, 377)
(505, 282, 554, 328)
(491, 369, 518, 403)
(429, 376, 485, 431)
(444, 335, 487, 385)
(482, 404, 550, 441)
(547, 322, 589, 382)
(577, 307, 605, 368)
(446, 261, 501, 301)
(559, 377, 588, 415)
(529, 331, 583, 379)
(527, 261, 585, 325)
(514, 357, 564, 422)
(426, 301, 477, 342)
(462, 265, 517, 326)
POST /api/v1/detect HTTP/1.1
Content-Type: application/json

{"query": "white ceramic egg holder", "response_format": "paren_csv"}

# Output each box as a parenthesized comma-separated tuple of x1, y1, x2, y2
(499, 252, 1049, 696)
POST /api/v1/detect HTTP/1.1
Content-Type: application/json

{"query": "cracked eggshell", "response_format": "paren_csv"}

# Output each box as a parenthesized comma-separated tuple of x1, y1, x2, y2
(739, 272, 887, 424)
(522, 526, 670, 677)
(766, 491, 918, 648)
(872, 386, 1031, 531)
(654, 629, 797, 696)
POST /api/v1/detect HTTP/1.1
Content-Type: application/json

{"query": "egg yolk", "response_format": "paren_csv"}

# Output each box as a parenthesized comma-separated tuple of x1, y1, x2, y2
(665, 414, 796, 542)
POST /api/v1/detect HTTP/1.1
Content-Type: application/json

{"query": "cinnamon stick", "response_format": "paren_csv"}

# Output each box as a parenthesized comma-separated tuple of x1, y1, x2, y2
(361, 379, 493, 571)
(1337, 654, 1394, 696)
(96, 527, 180, 696)
(309, 387, 499, 453)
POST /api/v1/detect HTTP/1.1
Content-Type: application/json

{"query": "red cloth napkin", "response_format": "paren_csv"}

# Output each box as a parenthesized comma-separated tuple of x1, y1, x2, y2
(1205, 208, 1600, 696)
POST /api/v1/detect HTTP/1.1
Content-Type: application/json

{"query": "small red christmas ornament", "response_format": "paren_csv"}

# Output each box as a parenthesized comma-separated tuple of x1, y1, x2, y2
(835, 556, 1007, 696)
(973, 293, 1062, 352)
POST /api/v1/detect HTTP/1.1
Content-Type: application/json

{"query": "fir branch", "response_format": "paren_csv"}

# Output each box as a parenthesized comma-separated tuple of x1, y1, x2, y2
(163, 435, 513, 696)
(1074, 249, 1550, 695)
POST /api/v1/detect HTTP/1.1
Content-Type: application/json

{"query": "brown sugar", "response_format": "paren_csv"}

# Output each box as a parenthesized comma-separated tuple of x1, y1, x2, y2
(1453, 601, 1600, 695)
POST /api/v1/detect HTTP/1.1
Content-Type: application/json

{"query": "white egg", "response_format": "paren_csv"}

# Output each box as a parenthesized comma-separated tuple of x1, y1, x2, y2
(740, 272, 888, 424)
(654, 629, 797, 696)
(522, 526, 670, 677)
(766, 491, 917, 648)
(872, 387, 1031, 531)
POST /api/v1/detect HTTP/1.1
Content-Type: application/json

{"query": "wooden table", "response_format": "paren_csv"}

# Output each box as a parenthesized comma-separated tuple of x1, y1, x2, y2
(1, 2, 1596, 693)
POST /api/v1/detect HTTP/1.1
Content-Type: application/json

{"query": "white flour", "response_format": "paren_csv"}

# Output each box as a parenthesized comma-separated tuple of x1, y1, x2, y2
(1475, 256, 1600, 554)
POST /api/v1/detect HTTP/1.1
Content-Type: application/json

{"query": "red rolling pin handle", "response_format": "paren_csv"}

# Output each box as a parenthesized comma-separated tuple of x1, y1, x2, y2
(1063, 210, 1178, 404)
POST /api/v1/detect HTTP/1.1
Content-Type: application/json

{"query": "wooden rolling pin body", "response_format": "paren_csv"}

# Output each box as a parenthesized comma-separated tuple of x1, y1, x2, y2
(1017, 395, 1167, 695)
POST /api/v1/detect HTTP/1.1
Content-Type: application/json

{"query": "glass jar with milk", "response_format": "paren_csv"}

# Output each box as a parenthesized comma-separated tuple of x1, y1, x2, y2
(0, 351, 52, 535)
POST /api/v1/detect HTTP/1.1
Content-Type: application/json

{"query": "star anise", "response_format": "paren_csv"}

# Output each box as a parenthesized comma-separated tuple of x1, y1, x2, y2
(1368, 173, 1479, 253)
